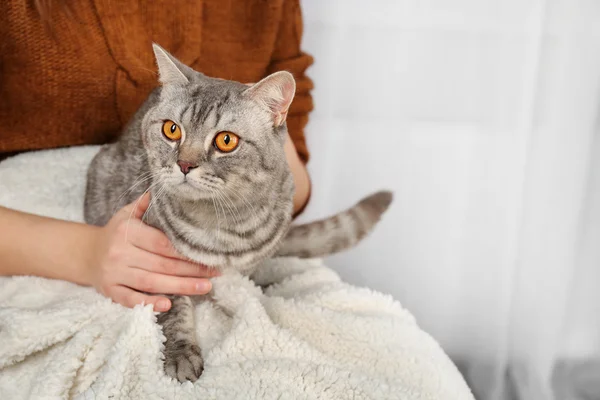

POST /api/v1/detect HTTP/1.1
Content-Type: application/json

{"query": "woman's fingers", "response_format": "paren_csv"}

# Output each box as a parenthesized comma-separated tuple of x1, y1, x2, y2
(127, 222, 187, 260)
(111, 285, 172, 312)
(122, 267, 213, 296)
(128, 246, 219, 278)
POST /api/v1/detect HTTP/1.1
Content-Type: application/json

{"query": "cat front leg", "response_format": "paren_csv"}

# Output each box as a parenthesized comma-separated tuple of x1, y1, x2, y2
(157, 294, 203, 382)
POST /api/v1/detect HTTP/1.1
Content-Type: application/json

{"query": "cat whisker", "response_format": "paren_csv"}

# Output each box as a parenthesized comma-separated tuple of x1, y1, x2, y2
(215, 189, 239, 227)
(112, 170, 163, 215)
(213, 191, 229, 226)
(216, 189, 244, 235)
(142, 181, 168, 224)
(207, 188, 222, 248)
(224, 186, 256, 215)
(224, 186, 260, 228)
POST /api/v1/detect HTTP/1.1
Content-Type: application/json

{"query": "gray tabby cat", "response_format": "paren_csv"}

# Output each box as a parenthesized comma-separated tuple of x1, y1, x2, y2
(84, 44, 392, 383)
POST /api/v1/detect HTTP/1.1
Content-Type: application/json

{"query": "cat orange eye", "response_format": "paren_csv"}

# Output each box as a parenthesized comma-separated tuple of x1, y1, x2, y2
(214, 132, 239, 152)
(162, 120, 182, 141)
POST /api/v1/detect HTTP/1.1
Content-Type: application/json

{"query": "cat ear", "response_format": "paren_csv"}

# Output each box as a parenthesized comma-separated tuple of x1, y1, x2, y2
(244, 71, 296, 127)
(152, 43, 193, 86)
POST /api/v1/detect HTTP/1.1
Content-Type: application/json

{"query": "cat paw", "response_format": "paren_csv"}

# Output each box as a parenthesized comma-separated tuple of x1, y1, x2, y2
(164, 344, 204, 383)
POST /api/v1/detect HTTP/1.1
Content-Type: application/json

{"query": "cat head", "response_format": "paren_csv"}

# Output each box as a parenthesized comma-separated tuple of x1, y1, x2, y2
(141, 44, 296, 204)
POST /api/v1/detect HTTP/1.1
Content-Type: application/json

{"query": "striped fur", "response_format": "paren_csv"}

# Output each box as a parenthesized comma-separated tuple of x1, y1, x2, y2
(84, 45, 392, 383)
(277, 191, 393, 258)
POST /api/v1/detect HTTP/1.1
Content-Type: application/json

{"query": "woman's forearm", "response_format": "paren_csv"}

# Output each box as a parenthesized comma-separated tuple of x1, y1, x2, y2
(284, 133, 311, 214)
(0, 206, 97, 284)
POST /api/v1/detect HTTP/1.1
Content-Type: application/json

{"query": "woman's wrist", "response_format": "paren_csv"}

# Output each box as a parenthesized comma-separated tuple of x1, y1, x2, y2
(30, 217, 101, 286)
(70, 223, 102, 286)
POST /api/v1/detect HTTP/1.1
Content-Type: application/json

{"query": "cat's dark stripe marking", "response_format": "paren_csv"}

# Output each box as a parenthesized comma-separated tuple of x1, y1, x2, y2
(214, 93, 233, 126)
(190, 85, 203, 99)
(193, 102, 205, 127)
(214, 108, 222, 126)
(191, 101, 201, 123)
(347, 209, 363, 247)
(243, 139, 274, 172)
(200, 103, 215, 126)
(179, 102, 193, 123)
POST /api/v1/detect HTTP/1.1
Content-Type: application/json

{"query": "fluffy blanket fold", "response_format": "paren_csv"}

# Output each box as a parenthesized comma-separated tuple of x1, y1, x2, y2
(0, 147, 473, 399)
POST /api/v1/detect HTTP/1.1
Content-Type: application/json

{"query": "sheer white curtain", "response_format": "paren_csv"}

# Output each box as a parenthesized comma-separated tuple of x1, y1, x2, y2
(298, 1, 600, 399)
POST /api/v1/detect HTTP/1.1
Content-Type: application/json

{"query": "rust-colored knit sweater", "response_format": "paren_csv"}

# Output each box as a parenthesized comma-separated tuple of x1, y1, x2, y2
(0, 0, 313, 162)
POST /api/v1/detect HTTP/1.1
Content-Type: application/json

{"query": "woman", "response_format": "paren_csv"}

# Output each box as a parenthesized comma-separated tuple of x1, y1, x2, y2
(0, 0, 312, 312)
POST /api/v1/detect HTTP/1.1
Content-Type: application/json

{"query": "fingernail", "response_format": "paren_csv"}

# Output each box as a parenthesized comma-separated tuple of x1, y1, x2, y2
(196, 280, 212, 293)
(210, 268, 222, 277)
(157, 299, 170, 311)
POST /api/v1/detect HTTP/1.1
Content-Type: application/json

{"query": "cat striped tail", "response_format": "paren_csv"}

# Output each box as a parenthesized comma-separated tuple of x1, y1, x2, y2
(276, 191, 393, 258)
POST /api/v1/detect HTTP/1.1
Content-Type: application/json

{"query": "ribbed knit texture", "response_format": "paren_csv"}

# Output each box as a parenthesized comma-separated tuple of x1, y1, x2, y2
(0, 0, 313, 162)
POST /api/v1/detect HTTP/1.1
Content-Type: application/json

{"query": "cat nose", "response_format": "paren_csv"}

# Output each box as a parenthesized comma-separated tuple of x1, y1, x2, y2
(177, 160, 199, 175)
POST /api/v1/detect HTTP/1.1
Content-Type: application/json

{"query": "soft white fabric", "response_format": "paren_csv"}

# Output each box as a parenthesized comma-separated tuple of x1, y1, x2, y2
(0, 147, 473, 399)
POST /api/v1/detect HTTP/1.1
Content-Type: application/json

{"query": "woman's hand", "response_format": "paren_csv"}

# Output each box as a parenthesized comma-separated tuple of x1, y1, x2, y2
(89, 193, 219, 312)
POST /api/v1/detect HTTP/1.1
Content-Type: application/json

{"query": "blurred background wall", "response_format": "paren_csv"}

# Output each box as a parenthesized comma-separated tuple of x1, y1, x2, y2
(298, 1, 600, 399)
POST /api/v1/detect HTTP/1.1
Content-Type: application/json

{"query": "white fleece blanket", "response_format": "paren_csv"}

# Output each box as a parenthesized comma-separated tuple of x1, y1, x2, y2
(0, 147, 474, 400)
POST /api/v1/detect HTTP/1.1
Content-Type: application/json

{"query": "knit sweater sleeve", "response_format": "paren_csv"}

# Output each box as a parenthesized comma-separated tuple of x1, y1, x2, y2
(267, 0, 314, 164)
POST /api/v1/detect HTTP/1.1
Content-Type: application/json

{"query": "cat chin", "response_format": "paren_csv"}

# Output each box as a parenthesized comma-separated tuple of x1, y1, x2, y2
(168, 180, 216, 200)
